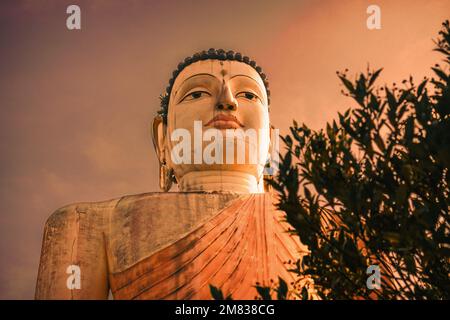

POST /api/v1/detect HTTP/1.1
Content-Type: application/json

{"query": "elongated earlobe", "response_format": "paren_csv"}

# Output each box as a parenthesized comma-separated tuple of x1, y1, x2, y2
(151, 115, 165, 163)
(152, 115, 174, 191)
(263, 124, 275, 192)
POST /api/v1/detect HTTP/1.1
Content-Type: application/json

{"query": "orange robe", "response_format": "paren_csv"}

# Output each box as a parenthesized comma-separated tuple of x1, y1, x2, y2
(36, 192, 310, 299)
(109, 193, 307, 299)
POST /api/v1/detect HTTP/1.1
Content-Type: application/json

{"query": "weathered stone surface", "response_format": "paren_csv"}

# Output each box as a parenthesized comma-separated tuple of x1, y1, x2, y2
(35, 192, 307, 299)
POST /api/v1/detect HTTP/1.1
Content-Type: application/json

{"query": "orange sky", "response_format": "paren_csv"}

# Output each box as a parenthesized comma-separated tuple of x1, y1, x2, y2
(0, 0, 448, 299)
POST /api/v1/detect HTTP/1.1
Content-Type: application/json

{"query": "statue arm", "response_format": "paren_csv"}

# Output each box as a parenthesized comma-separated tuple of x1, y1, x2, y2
(35, 203, 109, 299)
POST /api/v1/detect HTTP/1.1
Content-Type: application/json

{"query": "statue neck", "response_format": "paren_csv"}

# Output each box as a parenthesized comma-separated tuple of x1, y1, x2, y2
(177, 171, 264, 194)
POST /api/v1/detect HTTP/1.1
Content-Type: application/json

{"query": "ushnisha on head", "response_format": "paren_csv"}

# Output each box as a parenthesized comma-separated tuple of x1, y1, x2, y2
(152, 49, 273, 193)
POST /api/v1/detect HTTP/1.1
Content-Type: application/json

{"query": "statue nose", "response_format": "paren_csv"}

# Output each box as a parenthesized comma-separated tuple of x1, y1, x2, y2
(216, 83, 237, 111)
(216, 103, 236, 111)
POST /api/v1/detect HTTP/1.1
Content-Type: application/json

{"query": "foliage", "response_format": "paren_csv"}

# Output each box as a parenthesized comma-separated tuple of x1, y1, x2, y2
(267, 21, 450, 299)
(209, 285, 233, 300)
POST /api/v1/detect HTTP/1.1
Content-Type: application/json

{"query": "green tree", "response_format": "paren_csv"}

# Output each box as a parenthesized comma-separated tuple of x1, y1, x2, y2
(267, 21, 450, 299)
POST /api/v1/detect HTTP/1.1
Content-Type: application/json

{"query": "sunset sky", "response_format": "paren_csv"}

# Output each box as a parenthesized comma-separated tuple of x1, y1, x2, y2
(0, 0, 448, 299)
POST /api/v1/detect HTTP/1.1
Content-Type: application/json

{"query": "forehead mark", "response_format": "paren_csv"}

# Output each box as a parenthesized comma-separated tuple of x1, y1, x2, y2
(220, 67, 228, 82)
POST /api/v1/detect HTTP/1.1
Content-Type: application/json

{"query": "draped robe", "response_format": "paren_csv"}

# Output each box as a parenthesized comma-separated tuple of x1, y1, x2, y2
(36, 192, 310, 300)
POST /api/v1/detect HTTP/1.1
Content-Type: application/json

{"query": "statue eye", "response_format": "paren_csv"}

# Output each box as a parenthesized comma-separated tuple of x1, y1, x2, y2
(236, 91, 260, 102)
(181, 90, 210, 102)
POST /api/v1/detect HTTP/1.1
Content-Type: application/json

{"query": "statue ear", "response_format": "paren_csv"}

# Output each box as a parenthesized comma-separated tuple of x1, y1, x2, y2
(263, 124, 276, 193)
(151, 115, 166, 163)
(268, 124, 274, 159)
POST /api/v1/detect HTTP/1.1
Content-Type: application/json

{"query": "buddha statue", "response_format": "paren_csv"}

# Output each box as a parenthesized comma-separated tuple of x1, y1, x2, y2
(35, 49, 312, 300)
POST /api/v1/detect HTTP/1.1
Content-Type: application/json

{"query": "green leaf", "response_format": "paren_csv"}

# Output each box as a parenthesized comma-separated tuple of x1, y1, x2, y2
(339, 75, 355, 94)
(276, 277, 288, 300)
(431, 67, 448, 81)
(255, 285, 272, 300)
(386, 88, 398, 110)
(404, 255, 416, 273)
(417, 79, 428, 96)
(369, 68, 383, 87)
(405, 117, 414, 142)
(304, 186, 312, 200)
(374, 134, 386, 152)
(209, 285, 224, 300)
(301, 286, 309, 300)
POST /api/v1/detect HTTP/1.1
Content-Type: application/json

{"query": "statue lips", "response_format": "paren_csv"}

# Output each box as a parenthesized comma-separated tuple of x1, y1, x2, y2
(204, 114, 244, 129)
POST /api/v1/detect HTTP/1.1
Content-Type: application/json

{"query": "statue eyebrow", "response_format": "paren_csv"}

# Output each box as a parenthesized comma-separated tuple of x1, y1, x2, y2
(179, 73, 217, 87)
(230, 74, 264, 88)
(229, 74, 265, 96)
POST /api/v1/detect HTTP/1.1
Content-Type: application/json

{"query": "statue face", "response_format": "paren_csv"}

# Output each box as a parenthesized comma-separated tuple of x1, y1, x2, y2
(160, 59, 271, 183)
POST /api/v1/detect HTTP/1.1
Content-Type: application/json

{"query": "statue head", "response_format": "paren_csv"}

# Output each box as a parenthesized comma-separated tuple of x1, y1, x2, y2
(152, 49, 273, 193)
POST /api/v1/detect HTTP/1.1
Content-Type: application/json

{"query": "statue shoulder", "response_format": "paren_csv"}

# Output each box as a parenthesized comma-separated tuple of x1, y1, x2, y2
(112, 191, 178, 209)
(111, 191, 241, 209)
(44, 192, 168, 228)
(37, 198, 119, 299)
(45, 199, 117, 228)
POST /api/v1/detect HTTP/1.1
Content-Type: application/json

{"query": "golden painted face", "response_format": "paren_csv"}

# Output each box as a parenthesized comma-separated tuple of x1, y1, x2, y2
(153, 59, 271, 185)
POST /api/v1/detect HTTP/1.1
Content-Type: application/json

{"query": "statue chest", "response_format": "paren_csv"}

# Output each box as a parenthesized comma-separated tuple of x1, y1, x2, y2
(104, 192, 305, 299)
